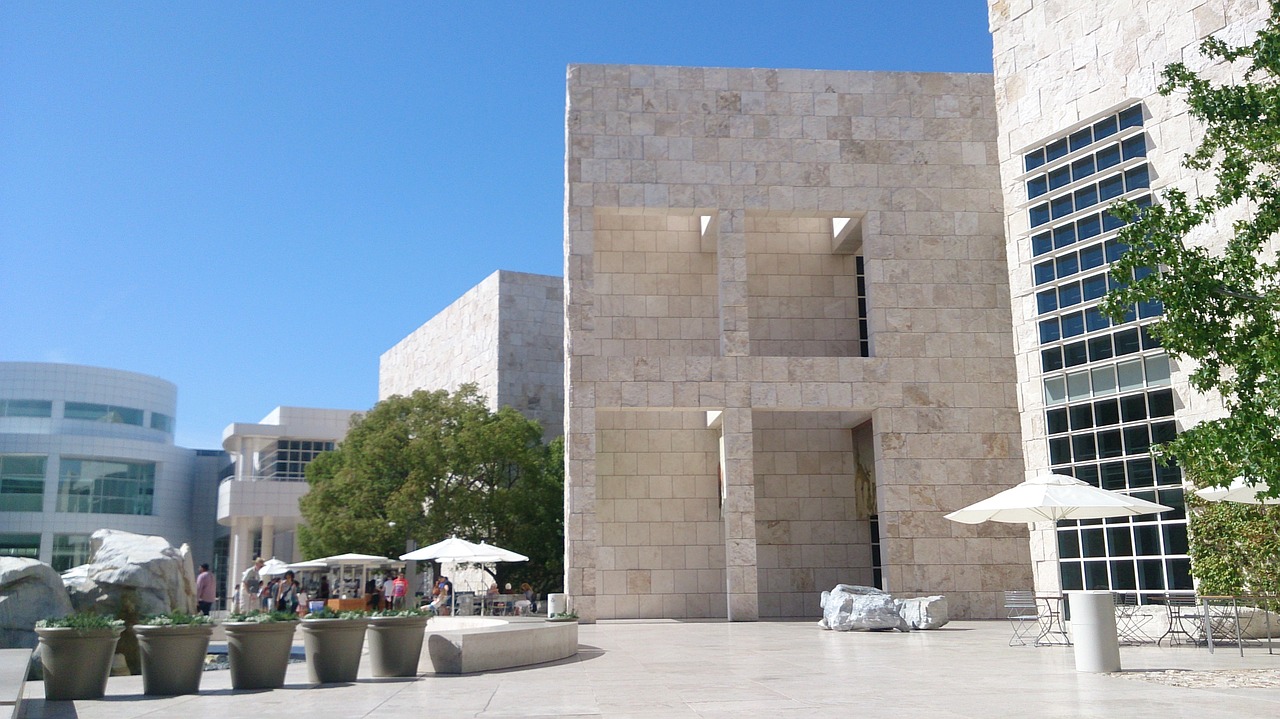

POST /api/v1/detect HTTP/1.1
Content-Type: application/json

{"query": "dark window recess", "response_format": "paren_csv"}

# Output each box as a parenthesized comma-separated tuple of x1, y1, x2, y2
(1031, 203, 1051, 227)
(1140, 326, 1162, 349)
(1033, 232, 1053, 255)
(1098, 431, 1125, 460)
(1103, 209, 1125, 232)
(1078, 215, 1102, 241)
(1042, 347, 1064, 372)
(1107, 527, 1134, 556)
(1073, 434, 1098, 461)
(1074, 464, 1100, 487)
(1040, 319, 1061, 343)
(1046, 138, 1070, 162)
(1127, 459, 1155, 487)
(1069, 403, 1094, 430)
(1084, 308, 1109, 333)
(1070, 127, 1094, 152)
(1054, 224, 1076, 249)
(1061, 563, 1085, 591)
(1119, 105, 1144, 129)
(1081, 274, 1107, 301)
(1072, 155, 1096, 182)
(1125, 165, 1150, 191)
(1094, 115, 1119, 139)
(1059, 531, 1082, 559)
(1037, 290, 1058, 314)
(1049, 437, 1073, 465)
(1100, 459, 1126, 487)
(1059, 282, 1082, 308)
(1087, 336, 1113, 362)
(1113, 329, 1141, 355)
(1163, 525, 1189, 555)
(1134, 525, 1161, 555)
(1148, 389, 1175, 417)
(1124, 426, 1151, 455)
(1026, 149, 1046, 172)
(1049, 166, 1072, 191)
(1056, 253, 1079, 278)
(1099, 174, 1125, 201)
(1064, 341, 1089, 367)
(1156, 461, 1182, 486)
(1097, 144, 1122, 170)
(1151, 421, 1177, 445)
(1061, 312, 1085, 338)
(1035, 261, 1056, 285)
(1052, 195, 1074, 220)
(1075, 185, 1099, 210)
(1122, 134, 1147, 159)
(1095, 399, 1120, 426)
(1028, 175, 1049, 198)
(1046, 408, 1069, 435)
(1082, 529, 1107, 558)
(1120, 394, 1148, 422)
(1105, 239, 1127, 263)
(1138, 299, 1164, 318)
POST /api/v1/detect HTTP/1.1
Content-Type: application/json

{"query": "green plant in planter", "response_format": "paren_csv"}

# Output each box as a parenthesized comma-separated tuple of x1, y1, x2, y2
(369, 607, 433, 618)
(137, 611, 214, 626)
(550, 611, 578, 620)
(36, 612, 125, 630)
(227, 610, 300, 623)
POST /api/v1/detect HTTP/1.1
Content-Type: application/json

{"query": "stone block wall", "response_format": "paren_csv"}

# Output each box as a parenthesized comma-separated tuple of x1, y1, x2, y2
(380, 270, 564, 439)
(566, 64, 1033, 622)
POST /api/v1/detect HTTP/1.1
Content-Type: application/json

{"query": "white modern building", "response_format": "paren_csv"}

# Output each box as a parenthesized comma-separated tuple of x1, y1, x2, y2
(380, 270, 564, 440)
(0, 362, 226, 572)
(218, 406, 359, 598)
(988, 0, 1271, 599)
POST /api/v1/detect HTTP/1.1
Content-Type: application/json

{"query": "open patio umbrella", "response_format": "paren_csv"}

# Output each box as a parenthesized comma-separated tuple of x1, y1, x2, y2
(287, 559, 330, 572)
(474, 542, 529, 563)
(257, 557, 292, 577)
(399, 536, 492, 562)
(1193, 477, 1280, 505)
(945, 472, 1174, 524)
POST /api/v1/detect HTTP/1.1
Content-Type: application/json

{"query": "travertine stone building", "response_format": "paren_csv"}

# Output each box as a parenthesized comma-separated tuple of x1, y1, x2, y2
(380, 270, 565, 440)
(565, 64, 1033, 621)
(989, 0, 1269, 599)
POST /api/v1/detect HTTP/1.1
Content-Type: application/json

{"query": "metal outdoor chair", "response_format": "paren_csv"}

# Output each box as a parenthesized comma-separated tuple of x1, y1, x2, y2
(1157, 594, 1201, 646)
(1004, 590, 1041, 646)
(1113, 592, 1152, 645)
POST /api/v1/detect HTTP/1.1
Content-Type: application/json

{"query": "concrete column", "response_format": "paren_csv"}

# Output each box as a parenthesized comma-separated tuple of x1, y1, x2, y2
(229, 519, 253, 612)
(721, 408, 758, 621)
(260, 517, 275, 560)
(716, 209, 749, 357)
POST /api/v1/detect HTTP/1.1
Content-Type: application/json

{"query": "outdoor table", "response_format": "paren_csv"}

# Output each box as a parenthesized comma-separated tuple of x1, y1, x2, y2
(1199, 594, 1278, 656)
(1155, 594, 1200, 646)
(327, 598, 366, 612)
(1035, 594, 1071, 646)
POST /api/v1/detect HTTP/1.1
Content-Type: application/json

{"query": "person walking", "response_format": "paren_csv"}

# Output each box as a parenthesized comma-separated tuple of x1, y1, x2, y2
(239, 557, 265, 613)
(195, 563, 216, 615)
(392, 572, 409, 609)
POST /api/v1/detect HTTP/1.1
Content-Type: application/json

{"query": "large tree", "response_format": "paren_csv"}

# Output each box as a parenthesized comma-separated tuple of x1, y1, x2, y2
(298, 385, 564, 591)
(1101, 2, 1280, 500)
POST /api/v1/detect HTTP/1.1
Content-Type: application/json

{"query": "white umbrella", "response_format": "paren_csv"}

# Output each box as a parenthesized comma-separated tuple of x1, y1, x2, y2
(1194, 477, 1280, 505)
(400, 536, 491, 562)
(257, 557, 292, 577)
(945, 472, 1173, 524)
(287, 559, 330, 572)
(474, 542, 529, 563)
(314, 552, 397, 566)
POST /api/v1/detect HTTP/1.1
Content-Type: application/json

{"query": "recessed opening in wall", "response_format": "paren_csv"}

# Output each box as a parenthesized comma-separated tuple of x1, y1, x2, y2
(752, 410, 875, 618)
(746, 214, 867, 357)
(593, 408, 726, 620)
(591, 210, 718, 357)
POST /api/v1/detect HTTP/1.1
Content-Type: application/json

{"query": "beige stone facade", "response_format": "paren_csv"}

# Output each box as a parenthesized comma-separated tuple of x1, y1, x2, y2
(565, 64, 1033, 622)
(380, 270, 564, 439)
(989, 1, 1269, 596)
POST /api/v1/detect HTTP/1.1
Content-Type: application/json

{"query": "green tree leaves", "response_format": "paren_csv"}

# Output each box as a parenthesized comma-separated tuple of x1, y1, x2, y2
(297, 385, 563, 591)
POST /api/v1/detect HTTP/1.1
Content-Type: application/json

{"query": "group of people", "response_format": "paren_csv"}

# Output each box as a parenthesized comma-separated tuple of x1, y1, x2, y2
(237, 557, 306, 614)
(364, 570, 411, 610)
(486, 581, 539, 615)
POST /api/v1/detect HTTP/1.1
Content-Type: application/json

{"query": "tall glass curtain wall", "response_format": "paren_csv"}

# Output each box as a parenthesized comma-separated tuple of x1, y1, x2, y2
(1024, 104, 1192, 599)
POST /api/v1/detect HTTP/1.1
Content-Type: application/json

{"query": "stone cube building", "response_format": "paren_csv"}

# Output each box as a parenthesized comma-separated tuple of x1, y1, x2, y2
(380, 270, 564, 440)
(989, 0, 1271, 598)
(564, 64, 1034, 621)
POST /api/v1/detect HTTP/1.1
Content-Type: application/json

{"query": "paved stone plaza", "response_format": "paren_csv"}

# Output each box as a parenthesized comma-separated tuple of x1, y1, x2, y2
(20, 621, 1280, 718)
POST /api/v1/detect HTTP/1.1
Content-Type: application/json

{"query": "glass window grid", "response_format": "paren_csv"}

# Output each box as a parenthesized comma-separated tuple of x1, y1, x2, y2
(63, 402, 145, 427)
(0, 533, 40, 559)
(56, 458, 155, 515)
(0, 400, 53, 418)
(258, 439, 335, 481)
(52, 534, 92, 572)
(0, 455, 46, 512)
(1024, 103, 1191, 597)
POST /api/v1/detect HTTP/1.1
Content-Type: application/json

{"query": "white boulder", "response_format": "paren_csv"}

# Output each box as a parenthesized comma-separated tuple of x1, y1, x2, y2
(62, 529, 197, 618)
(0, 558, 74, 647)
(819, 584, 908, 631)
(896, 595, 950, 629)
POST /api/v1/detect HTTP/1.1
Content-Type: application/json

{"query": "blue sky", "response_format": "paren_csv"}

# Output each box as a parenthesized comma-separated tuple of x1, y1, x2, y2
(1, 1, 994, 449)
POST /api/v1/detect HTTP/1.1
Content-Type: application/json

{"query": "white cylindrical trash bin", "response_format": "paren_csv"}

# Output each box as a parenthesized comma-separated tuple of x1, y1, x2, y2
(548, 593, 568, 617)
(1065, 590, 1121, 672)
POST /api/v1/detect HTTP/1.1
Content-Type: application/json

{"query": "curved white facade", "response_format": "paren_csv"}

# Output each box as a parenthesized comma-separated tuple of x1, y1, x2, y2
(0, 362, 224, 570)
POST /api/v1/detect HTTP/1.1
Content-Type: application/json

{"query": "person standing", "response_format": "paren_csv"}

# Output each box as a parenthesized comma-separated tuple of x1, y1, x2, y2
(240, 557, 265, 613)
(195, 563, 216, 615)
(392, 572, 409, 609)
(274, 570, 300, 614)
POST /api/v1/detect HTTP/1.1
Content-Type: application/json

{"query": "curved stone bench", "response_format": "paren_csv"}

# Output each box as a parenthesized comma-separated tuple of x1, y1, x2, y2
(424, 616, 577, 674)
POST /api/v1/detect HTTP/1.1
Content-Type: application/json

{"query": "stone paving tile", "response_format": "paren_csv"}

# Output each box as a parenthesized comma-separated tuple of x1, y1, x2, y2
(19, 620, 1280, 719)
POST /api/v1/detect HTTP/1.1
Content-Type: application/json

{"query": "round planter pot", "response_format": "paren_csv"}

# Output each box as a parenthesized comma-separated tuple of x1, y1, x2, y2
(301, 618, 367, 684)
(35, 626, 123, 700)
(224, 621, 299, 690)
(366, 615, 430, 677)
(134, 623, 214, 696)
